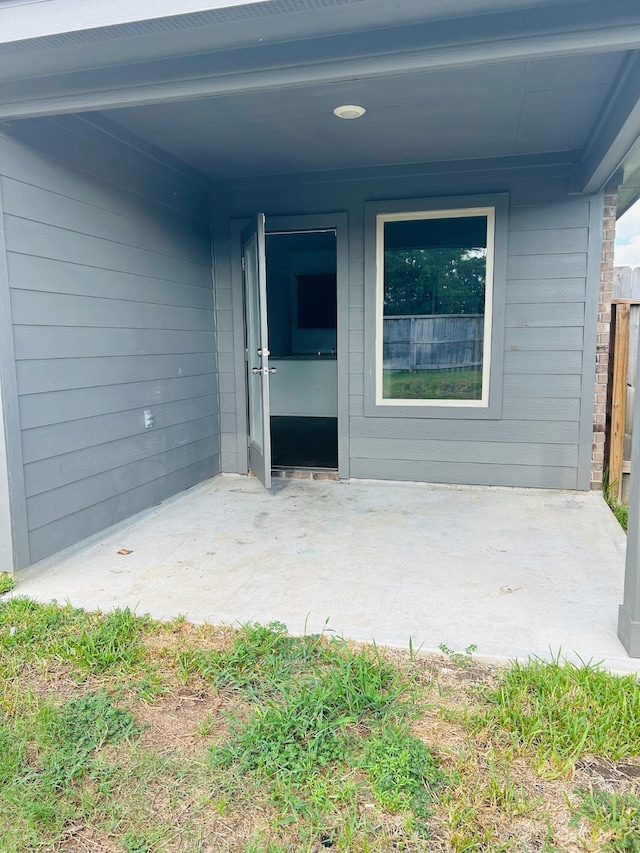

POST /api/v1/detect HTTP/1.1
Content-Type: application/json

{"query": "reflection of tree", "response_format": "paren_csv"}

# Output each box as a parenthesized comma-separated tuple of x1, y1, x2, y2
(383, 248, 486, 316)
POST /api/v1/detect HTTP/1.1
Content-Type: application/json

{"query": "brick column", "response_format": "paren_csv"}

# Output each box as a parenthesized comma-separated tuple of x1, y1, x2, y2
(591, 185, 618, 490)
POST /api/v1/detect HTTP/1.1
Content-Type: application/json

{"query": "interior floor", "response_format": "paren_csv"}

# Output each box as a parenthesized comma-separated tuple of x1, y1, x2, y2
(271, 416, 338, 470)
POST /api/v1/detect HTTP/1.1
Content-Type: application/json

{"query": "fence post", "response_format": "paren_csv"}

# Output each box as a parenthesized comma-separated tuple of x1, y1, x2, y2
(610, 302, 630, 500)
(618, 330, 640, 658)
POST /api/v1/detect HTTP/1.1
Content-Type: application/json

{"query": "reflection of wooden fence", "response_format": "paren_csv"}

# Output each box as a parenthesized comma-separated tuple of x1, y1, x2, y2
(608, 267, 640, 503)
(383, 314, 484, 373)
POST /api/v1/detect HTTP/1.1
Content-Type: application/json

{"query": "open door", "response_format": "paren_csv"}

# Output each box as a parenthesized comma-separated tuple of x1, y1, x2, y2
(243, 213, 272, 488)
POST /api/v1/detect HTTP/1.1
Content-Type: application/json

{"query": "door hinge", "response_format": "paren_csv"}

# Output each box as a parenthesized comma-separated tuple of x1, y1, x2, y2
(241, 255, 245, 272)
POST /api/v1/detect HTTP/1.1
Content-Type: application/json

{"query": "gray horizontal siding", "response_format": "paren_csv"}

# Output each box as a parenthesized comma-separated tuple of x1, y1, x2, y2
(1, 175, 211, 264)
(28, 458, 217, 564)
(214, 170, 599, 489)
(27, 436, 217, 530)
(503, 327, 583, 351)
(22, 395, 218, 463)
(19, 374, 216, 428)
(5, 217, 209, 286)
(0, 115, 218, 564)
(11, 290, 213, 329)
(349, 458, 578, 489)
(16, 353, 216, 394)
(13, 327, 215, 359)
(24, 417, 217, 498)
(350, 416, 579, 444)
(7, 254, 213, 309)
(350, 438, 578, 467)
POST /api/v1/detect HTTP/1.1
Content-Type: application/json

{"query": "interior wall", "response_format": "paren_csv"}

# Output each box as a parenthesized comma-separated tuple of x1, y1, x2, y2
(0, 115, 219, 565)
(212, 160, 602, 490)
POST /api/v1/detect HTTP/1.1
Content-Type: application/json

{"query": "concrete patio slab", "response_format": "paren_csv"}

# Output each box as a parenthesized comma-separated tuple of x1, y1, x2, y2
(11, 474, 638, 674)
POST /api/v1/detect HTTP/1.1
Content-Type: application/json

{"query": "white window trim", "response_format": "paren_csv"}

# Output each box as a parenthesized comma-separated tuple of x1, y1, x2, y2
(375, 206, 495, 408)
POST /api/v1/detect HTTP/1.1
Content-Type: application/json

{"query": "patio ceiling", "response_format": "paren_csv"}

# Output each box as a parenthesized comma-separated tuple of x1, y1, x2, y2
(0, 0, 639, 193)
(103, 52, 625, 181)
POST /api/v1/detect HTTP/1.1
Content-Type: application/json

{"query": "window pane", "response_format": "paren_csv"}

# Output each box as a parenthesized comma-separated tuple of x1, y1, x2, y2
(382, 215, 487, 401)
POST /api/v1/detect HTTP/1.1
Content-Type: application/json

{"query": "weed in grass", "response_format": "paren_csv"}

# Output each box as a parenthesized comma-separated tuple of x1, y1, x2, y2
(207, 624, 445, 843)
(361, 723, 446, 833)
(571, 787, 640, 852)
(439, 642, 478, 668)
(0, 572, 14, 595)
(0, 689, 140, 851)
(468, 655, 640, 776)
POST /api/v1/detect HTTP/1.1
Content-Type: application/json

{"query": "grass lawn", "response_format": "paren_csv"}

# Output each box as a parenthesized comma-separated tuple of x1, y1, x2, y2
(0, 596, 639, 852)
(383, 370, 482, 401)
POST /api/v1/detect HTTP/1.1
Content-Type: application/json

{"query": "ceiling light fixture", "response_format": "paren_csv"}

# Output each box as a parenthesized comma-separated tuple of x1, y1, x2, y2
(333, 104, 366, 120)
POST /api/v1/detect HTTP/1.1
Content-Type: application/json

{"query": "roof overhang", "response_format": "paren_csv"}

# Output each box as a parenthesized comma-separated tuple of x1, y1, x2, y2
(0, 0, 638, 192)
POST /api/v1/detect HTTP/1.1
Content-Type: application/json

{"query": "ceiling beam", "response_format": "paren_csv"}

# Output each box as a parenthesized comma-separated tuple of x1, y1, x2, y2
(577, 51, 640, 194)
(1, 21, 640, 120)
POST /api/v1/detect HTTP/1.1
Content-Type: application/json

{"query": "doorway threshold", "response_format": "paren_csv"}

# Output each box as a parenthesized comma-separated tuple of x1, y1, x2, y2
(272, 468, 339, 481)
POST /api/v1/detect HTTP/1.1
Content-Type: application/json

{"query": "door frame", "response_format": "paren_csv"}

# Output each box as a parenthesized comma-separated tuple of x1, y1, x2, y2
(230, 212, 349, 480)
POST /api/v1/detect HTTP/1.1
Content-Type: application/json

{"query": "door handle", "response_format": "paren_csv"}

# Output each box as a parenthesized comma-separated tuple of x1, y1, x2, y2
(252, 367, 277, 375)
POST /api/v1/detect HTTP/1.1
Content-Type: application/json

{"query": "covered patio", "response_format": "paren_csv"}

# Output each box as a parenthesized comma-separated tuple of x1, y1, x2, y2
(12, 474, 638, 675)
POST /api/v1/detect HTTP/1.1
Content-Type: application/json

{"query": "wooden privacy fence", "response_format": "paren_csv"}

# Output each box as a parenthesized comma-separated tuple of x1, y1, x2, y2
(608, 266, 640, 503)
(383, 314, 484, 373)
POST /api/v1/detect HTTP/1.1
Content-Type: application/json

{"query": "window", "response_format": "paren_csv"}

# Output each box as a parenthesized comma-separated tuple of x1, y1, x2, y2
(365, 195, 507, 418)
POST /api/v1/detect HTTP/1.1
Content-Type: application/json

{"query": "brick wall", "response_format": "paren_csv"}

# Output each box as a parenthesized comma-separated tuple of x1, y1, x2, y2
(591, 185, 618, 490)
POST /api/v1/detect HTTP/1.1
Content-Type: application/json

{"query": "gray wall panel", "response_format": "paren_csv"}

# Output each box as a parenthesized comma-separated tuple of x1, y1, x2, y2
(501, 397, 580, 421)
(19, 374, 217, 428)
(24, 418, 218, 497)
(349, 458, 578, 489)
(22, 395, 217, 463)
(503, 373, 582, 397)
(350, 438, 578, 467)
(16, 353, 215, 394)
(11, 290, 214, 330)
(503, 327, 583, 351)
(0, 116, 218, 564)
(27, 437, 217, 530)
(7, 254, 214, 309)
(508, 200, 591, 231)
(503, 350, 583, 374)
(349, 416, 578, 444)
(507, 228, 589, 256)
(507, 279, 586, 303)
(1, 176, 211, 264)
(505, 302, 584, 328)
(2, 118, 209, 221)
(507, 253, 587, 280)
(5, 217, 210, 286)
(13, 327, 214, 360)
(28, 458, 217, 564)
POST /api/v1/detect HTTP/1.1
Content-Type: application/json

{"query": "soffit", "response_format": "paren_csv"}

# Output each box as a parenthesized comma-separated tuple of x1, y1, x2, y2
(0, 0, 592, 78)
(102, 52, 625, 180)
